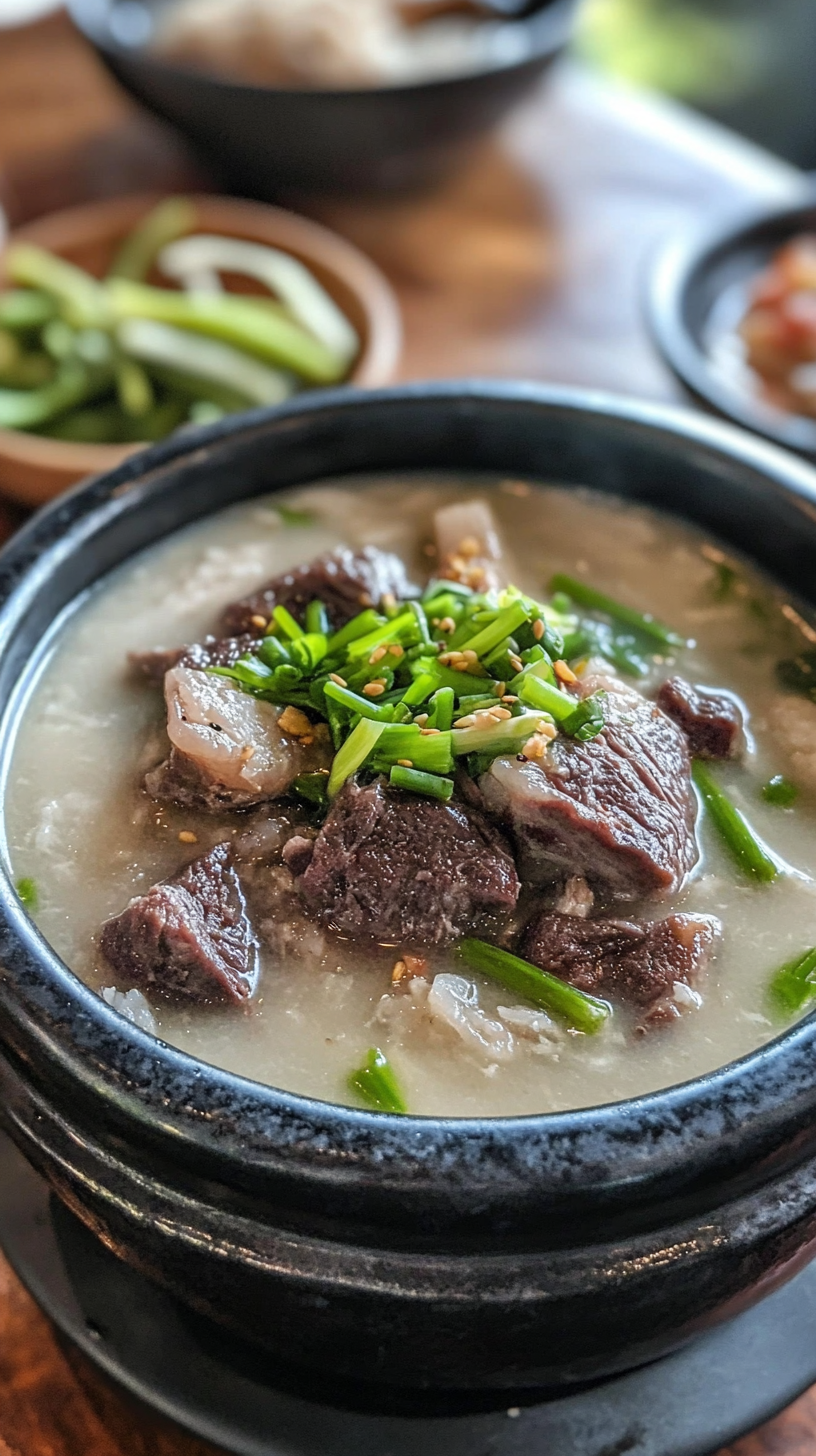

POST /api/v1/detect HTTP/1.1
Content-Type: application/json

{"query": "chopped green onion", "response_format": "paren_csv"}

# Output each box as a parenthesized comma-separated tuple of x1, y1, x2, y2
(401, 668, 441, 707)
(347, 1047, 407, 1114)
(277, 504, 316, 527)
(328, 717, 387, 799)
(433, 665, 500, 698)
(345, 610, 418, 660)
(768, 947, 816, 1015)
(256, 637, 291, 668)
(455, 600, 529, 659)
(289, 633, 327, 672)
(292, 771, 330, 807)
(550, 573, 686, 649)
(326, 610, 385, 656)
(407, 599, 432, 647)
(456, 938, 610, 1035)
(422, 578, 474, 603)
(389, 766, 454, 801)
(323, 679, 395, 722)
(451, 712, 548, 757)
(562, 694, 606, 743)
(370, 725, 454, 775)
(763, 775, 798, 807)
(306, 600, 330, 635)
(272, 604, 304, 641)
(427, 686, 455, 732)
(0, 358, 110, 431)
(118, 316, 293, 407)
(516, 673, 579, 723)
(692, 761, 779, 883)
(777, 648, 816, 702)
(15, 876, 38, 912)
(115, 355, 154, 417)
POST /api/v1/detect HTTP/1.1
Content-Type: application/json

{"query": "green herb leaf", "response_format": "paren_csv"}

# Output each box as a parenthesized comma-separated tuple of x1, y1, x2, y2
(768, 947, 816, 1015)
(762, 775, 798, 808)
(16, 876, 38, 912)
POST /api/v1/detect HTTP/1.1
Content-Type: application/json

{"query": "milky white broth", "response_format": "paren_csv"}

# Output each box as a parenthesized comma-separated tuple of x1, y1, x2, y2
(5, 475, 816, 1117)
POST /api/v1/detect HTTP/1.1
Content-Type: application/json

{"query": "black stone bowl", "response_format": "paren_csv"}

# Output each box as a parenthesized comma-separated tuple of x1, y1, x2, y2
(647, 188, 816, 459)
(3, 383, 816, 1394)
(66, 0, 577, 198)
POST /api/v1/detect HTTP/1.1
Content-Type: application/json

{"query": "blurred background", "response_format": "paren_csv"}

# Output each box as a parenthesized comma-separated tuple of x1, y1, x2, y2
(575, 0, 816, 167)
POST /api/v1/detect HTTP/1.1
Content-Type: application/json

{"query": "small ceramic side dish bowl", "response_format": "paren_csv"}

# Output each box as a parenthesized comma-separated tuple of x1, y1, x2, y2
(3, 384, 816, 1392)
(66, 0, 577, 198)
(0, 192, 402, 508)
(647, 191, 816, 458)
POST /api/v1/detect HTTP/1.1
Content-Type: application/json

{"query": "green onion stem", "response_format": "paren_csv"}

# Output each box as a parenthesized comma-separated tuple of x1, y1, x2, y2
(451, 712, 548, 757)
(692, 760, 780, 883)
(324, 680, 396, 722)
(326, 610, 385, 655)
(549, 573, 685, 649)
(389, 766, 454, 801)
(768, 947, 816, 1015)
(347, 1047, 407, 1114)
(327, 718, 387, 799)
(455, 600, 529, 659)
(108, 197, 198, 281)
(456, 938, 610, 1035)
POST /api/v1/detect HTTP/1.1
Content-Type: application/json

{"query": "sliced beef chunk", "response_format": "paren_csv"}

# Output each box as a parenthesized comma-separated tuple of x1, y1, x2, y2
(524, 909, 720, 1029)
(130, 634, 261, 687)
(222, 545, 418, 636)
(481, 683, 698, 900)
(145, 668, 331, 811)
(100, 843, 259, 1005)
(656, 677, 745, 760)
(293, 778, 520, 944)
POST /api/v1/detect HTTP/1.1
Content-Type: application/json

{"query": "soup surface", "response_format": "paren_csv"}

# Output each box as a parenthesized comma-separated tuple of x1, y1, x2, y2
(6, 475, 816, 1116)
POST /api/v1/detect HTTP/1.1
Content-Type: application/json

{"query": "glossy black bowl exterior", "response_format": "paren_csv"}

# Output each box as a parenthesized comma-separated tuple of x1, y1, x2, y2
(648, 189, 816, 458)
(3, 384, 816, 1392)
(67, 0, 576, 197)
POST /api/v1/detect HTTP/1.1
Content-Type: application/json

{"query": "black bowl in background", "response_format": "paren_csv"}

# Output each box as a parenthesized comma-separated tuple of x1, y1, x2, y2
(66, 0, 577, 198)
(4, 384, 816, 1393)
(647, 189, 816, 458)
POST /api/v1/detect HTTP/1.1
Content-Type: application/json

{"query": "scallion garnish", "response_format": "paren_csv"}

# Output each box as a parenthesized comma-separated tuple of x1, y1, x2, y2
(692, 761, 779, 883)
(16, 876, 38, 912)
(323, 679, 396, 722)
(550, 573, 686, 649)
(389, 765, 454, 801)
(763, 775, 798, 807)
(348, 1047, 407, 1113)
(456, 938, 610, 1035)
(271, 604, 303, 641)
(328, 717, 387, 799)
(768, 947, 816, 1015)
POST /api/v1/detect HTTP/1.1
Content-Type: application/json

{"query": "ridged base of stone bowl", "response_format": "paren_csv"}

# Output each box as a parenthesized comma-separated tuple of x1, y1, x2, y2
(2, 1132, 816, 1456)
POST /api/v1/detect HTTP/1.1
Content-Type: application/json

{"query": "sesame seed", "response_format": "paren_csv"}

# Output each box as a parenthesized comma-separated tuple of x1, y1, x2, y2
(329, 672, 347, 687)
(390, 644, 404, 659)
(491, 707, 513, 720)
(397, 759, 414, 768)
(439, 617, 456, 634)
(501, 695, 518, 703)
(532, 618, 545, 641)
(250, 614, 268, 630)
(495, 682, 506, 697)
(178, 830, 198, 844)
(462, 649, 479, 665)
(382, 592, 397, 611)
(414, 713, 429, 726)
(363, 681, 386, 697)
(509, 654, 523, 673)
(392, 959, 407, 984)
(453, 715, 476, 728)
(359, 592, 373, 607)
(554, 659, 578, 684)
(420, 727, 441, 736)
(369, 645, 387, 664)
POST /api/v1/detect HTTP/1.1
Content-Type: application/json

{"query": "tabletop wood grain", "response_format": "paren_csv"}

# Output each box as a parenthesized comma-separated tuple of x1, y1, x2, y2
(0, 11, 813, 1455)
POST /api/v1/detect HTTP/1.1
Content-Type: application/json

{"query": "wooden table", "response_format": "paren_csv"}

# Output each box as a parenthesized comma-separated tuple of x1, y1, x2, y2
(0, 12, 813, 1454)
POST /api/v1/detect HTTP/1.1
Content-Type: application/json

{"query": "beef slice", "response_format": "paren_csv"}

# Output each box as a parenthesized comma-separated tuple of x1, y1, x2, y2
(481, 683, 698, 900)
(100, 843, 259, 1004)
(294, 778, 520, 944)
(222, 545, 418, 635)
(656, 677, 745, 760)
